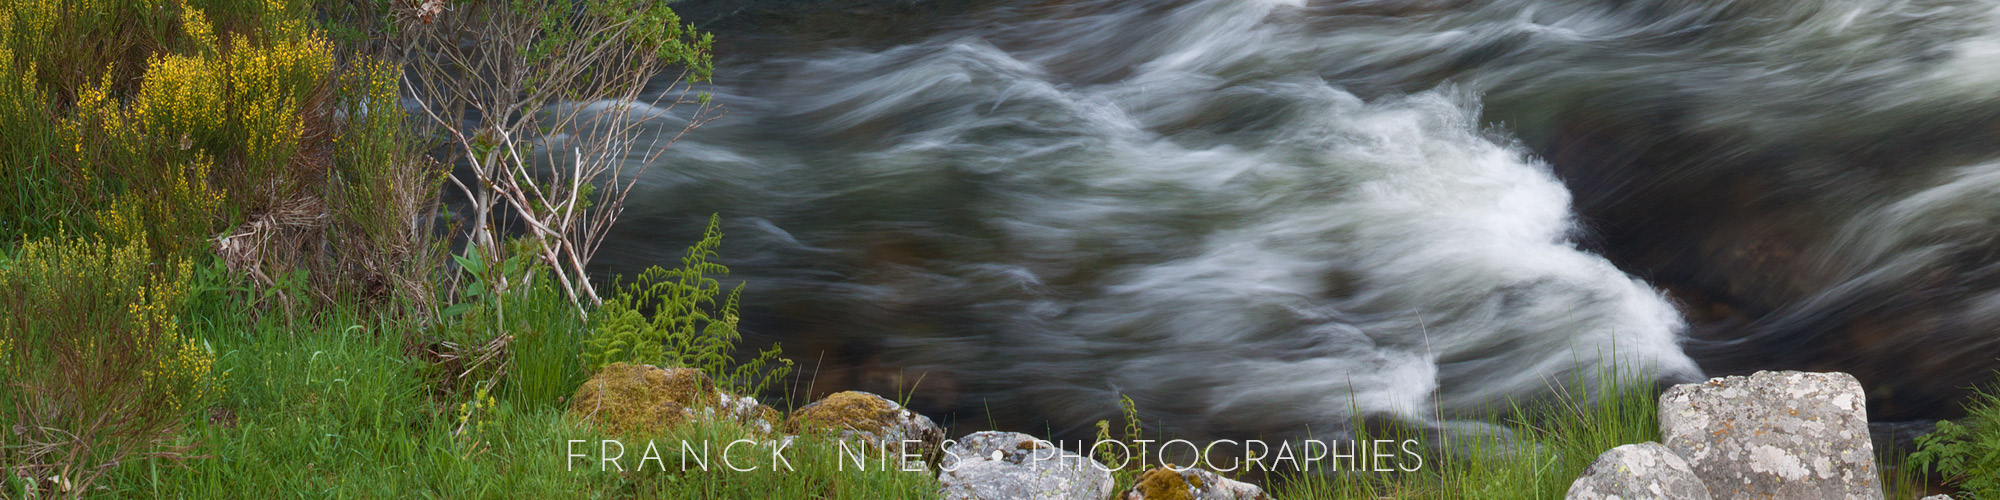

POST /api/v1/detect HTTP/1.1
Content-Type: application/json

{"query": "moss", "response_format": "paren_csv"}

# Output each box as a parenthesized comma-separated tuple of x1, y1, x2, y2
(753, 404, 783, 430)
(787, 391, 898, 436)
(566, 362, 717, 435)
(1130, 467, 1193, 500)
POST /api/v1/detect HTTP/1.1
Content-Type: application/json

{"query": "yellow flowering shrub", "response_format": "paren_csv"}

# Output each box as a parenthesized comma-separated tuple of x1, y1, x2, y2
(0, 231, 222, 496)
(7, 0, 440, 308)
(0, 230, 221, 424)
(226, 28, 331, 175)
(134, 53, 229, 149)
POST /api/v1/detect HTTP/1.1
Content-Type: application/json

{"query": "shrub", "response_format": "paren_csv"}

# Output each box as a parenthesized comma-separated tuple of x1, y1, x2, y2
(0, 233, 220, 498)
(2, 0, 445, 308)
(403, 0, 717, 314)
(1911, 383, 2000, 499)
(582, 215, 793, 397)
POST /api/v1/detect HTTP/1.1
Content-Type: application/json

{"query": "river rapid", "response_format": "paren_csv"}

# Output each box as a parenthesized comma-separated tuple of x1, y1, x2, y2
(587, 0, 2000, 441)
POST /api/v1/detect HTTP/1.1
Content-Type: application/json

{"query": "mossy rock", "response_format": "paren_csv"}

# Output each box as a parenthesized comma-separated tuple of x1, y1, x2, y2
(710, 390, 785, 434)
(1129, 467, 1197, 500)
(788, 391, 900, 435)
(565, 362, 718, 435)
(1120, 466, 1270, 500)
(788, 390, 944, 465)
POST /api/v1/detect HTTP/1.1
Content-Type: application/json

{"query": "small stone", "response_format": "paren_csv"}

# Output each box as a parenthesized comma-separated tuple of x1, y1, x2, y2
(1659, 371, 1883, 500)
(1121, 466, 1271, 500)
(939, 431, 1114, 500)
(1563, 442, 1711, 500)
(789, 390, 945, 466)
(1918, 495, 1953, 500)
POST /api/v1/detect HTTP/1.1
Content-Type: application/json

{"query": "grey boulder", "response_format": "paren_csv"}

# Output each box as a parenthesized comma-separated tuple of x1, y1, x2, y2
(1659, 371, 1882, 500)
(1563, 442, 1711, 500)
(939, 431, 1114, 500)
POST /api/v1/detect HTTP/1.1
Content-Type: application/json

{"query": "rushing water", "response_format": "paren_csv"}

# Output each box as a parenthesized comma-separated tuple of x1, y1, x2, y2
(587, 0, 2000, 440)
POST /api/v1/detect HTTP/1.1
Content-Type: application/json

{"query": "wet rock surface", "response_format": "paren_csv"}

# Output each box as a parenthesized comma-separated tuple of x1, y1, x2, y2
(1659, 371, 1882, 500)
(1564, 442, 1712, 500)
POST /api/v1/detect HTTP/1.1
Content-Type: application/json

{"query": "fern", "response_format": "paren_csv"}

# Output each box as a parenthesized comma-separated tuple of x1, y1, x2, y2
(1912, 383, 2000, 499)
(581, 214, 793, 397)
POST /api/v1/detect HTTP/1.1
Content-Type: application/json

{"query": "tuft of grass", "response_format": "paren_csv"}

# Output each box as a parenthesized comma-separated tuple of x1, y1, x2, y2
(1274, 365, 1661, 500)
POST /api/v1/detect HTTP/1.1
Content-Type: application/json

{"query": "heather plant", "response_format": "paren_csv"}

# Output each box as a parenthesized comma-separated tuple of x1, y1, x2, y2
(582, 215, 793, 397)
(0, 232, 220, 499)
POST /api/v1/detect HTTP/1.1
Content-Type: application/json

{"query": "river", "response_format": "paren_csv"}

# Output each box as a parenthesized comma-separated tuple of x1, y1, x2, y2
(588, 0, 2000, 440)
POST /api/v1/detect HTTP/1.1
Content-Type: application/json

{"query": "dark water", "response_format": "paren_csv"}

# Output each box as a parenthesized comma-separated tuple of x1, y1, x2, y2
(587, 0, 2000, 441)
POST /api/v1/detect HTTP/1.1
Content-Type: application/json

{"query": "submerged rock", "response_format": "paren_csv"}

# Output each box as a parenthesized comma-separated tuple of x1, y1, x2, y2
(788, 390, 945, 465)
(566, 362, 780, 435)
(1658, 371, 1882, 500)
(938, 431, 1114, 500)
(1120, 466, 1271, 500)
(1564, 442, 1711, 500)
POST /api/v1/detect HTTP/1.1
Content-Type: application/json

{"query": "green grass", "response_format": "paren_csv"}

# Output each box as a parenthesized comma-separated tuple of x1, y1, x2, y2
(1270, 368, 1659, 500)
(1272, 369, 1943, 500)
(77, 265, 937, 499)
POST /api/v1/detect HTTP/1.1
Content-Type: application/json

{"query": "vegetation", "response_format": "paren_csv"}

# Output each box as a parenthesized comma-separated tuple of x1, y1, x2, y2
(582, 215, 793, 397)
(1913, 381, 2000, 499)
(0, 232, 217, 498)
(1094, 394, 1147, 492)
(0, 0, 1977, 495)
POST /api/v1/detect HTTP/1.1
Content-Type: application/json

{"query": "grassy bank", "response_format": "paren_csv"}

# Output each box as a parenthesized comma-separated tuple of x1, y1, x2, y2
(79, 274, 938, 498)
(0, 0, 1976, 497)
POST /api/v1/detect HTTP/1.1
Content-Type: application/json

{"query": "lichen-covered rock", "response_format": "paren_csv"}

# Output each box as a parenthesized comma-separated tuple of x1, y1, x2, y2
(1564, 442, 1711, 500)
(939, 431, 1114, 500)
(1120, 466, 1271, 500)
(704, 389, 785, 433)
(1919, 495, 1954, 500)
(1659, 371, 1882, 500)
(789, 390, 944, 465)
(566, 362, 781, 435)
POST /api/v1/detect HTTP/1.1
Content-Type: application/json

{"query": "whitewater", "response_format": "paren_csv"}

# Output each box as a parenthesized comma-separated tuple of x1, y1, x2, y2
(584, 0, 2000, 440)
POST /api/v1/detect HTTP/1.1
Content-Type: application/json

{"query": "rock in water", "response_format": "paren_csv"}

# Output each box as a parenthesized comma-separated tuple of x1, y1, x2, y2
(1564, 442, 1711, 500)
(566, 362, 781, 435)
(939, 431, 1114, 500)
(788, 390, 945, 466)
(1121, 466, 1271, 500)
(1659, 371, 1882, 500)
